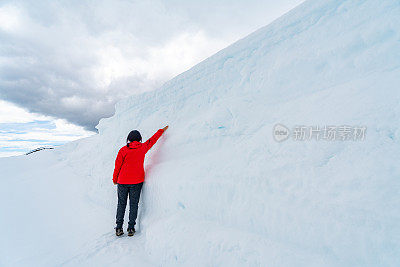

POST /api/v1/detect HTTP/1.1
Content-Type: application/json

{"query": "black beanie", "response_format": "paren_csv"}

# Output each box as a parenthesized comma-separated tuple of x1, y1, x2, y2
(127, 130, 142, 146)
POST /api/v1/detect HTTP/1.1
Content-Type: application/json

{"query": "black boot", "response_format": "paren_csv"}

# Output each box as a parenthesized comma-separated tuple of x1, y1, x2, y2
(127, 228, 135, 236)
(116, 228, 124, 236)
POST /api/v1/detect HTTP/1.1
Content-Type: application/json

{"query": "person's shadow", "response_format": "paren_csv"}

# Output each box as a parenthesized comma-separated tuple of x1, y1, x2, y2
(136, 134, 167, 233)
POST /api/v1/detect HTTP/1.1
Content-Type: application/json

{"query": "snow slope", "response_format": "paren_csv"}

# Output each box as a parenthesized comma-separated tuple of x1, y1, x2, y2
(1, 0, 400, 266)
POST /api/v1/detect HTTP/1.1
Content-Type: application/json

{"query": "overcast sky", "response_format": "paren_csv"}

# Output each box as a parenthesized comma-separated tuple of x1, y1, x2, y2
(0, 0, 304, 156)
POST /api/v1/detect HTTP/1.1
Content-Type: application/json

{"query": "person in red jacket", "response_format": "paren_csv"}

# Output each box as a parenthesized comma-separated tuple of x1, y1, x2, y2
(113, 125, 168, 236)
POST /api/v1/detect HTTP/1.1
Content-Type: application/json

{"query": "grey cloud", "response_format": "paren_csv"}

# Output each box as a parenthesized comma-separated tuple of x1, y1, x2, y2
(0, 0, 304, 131)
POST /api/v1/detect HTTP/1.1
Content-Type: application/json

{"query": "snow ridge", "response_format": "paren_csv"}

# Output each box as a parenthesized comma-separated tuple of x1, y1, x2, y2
(1, 0, 400, 266)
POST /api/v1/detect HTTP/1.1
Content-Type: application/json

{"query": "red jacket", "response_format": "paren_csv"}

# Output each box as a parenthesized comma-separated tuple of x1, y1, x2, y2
(113, 129, 164, 184)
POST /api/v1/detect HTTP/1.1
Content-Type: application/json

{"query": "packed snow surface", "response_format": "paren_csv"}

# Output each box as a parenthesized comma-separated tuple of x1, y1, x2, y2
(1, 0, 400, 266)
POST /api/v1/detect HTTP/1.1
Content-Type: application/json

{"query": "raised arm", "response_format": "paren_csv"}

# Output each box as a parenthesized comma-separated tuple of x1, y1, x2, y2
(144, 126, 168, 153)
(113, 148, 125, 184)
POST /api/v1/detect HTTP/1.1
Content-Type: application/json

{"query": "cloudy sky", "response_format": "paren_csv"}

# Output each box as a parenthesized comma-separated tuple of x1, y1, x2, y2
(0, 0, 304, 157)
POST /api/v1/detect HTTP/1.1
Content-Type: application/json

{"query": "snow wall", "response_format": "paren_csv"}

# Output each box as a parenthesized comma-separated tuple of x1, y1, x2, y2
(1, 0, 400, 266)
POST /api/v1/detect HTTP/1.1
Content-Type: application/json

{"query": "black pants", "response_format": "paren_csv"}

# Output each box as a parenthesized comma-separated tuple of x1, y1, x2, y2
(116, 183, 143, 229)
